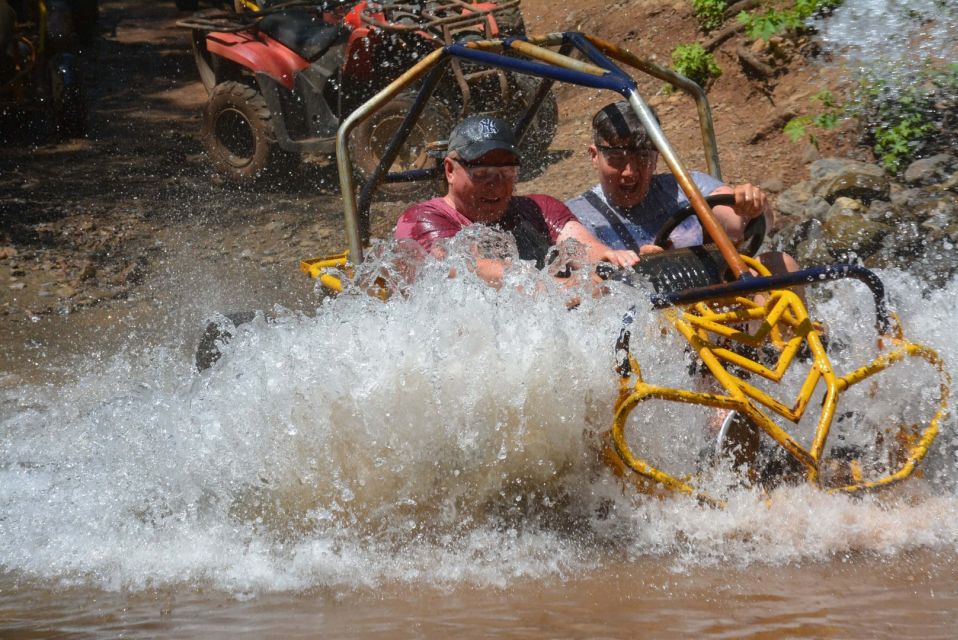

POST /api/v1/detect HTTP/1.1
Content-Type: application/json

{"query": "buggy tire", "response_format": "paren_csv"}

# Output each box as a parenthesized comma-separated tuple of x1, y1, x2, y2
(350, 92, 452, 200)
(195, 311, 257, 371)
(203, 81, 298, 185)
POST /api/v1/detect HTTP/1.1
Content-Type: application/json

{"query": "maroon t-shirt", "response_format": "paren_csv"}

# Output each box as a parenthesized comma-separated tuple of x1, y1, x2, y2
(394, 194, 576, 266)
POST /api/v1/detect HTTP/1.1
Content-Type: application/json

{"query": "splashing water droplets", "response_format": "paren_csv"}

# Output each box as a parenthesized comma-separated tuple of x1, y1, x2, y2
(1, 234, 958, 590)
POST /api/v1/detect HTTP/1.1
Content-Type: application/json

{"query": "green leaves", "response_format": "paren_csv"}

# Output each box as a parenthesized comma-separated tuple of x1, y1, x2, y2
(782, 64, 957, 174)
(692, 0, 729, 31)
(783, 89, 844, 147)
(670, 42, 723, 89)
(737, 0, 844, 40)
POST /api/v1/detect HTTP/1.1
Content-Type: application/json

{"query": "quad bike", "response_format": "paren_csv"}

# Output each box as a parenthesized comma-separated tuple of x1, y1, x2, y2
(177, 0, 554, 192)
(285, 32, 950, 504)
(0, 0, 94, 139)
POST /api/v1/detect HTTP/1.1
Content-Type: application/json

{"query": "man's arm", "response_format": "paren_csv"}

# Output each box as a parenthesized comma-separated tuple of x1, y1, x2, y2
(557, 220, 647, 266)
(707, 183, 769, 243)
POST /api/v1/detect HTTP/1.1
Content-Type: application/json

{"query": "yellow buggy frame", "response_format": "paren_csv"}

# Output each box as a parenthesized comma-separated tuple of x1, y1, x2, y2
(299, 30, 950, 503)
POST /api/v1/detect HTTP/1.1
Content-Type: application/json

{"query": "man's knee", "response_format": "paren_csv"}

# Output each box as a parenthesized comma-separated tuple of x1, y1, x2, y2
(756, 251, 799, 276)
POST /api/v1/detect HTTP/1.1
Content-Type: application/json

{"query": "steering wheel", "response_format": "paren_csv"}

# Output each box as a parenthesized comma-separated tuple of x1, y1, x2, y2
(652, 193, 766, 257)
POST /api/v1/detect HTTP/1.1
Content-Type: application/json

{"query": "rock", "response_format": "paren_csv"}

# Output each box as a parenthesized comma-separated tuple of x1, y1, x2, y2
(912, 193, 958, 228)
(760, 177, 785, 193)
(809, 158, 853, 181)
(9, 282, 26, 290)
(801, 143, 819, 164)
(903, 154, 958, 187)
(773, 182, 814, 218)
(826, 196, 864, 216)
(804, 196, 830, 221)
(811, 160, 889, 205)
(115, 258, 147, 286)
(794, 236, 833, 265)
(822, 212, 893, 258)
(0, 246, 17, 260)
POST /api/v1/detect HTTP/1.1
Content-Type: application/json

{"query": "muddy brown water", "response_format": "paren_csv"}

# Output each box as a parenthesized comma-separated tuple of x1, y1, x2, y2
(2, 553, 956, 638)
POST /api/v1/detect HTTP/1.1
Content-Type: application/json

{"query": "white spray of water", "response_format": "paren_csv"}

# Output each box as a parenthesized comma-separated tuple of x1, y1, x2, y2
(1, 239, 957, 593)
(814, 0, 958, 88)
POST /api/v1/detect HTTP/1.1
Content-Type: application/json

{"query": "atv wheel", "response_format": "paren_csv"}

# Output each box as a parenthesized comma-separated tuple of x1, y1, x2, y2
(350, 92, 452, 200)
(203, 81, 298, 184)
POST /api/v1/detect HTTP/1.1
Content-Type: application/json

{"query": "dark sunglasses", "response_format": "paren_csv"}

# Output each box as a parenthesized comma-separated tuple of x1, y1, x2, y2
(450, 157, 520, 181)
(596, 144, 658, 162)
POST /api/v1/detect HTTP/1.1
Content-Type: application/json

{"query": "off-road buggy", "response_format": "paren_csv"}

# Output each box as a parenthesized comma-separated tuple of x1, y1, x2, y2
(199, 28, 949, 504)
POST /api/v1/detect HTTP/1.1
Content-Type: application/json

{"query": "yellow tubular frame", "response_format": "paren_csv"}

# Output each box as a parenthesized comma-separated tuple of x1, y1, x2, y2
(610, 257, 951, 502)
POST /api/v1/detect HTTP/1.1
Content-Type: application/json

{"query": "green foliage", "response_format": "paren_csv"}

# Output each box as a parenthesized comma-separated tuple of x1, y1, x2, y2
(670, 43, 722, 89)
(783, 90, 843, 147)
(782, 64, 958, 174)
(692, 0, 729, 31)
(857, 71, 947, 173)
(737, 0, 844, 40)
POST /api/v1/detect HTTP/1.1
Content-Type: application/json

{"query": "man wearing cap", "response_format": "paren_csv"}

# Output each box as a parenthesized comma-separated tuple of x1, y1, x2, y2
(394, 115, 639, 286)
(566, 100, 772, 256)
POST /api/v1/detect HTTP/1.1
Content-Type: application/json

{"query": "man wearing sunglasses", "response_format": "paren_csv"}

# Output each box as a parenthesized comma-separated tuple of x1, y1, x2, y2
(394, 115, 639, 286)
(566, 100, 771, 256)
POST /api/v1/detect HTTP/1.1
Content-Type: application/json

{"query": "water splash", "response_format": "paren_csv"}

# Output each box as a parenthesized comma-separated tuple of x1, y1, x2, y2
(814, 0, 958, 89)
(1, 239, 957, 593)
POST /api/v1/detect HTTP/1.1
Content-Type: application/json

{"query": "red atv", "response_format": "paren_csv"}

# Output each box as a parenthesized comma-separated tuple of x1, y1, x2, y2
(179, 0, 556, 191)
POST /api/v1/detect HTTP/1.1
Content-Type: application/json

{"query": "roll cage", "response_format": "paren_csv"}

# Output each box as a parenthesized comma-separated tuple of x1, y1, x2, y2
(297, 30, 948, 501)
(327, 30, 892, 329)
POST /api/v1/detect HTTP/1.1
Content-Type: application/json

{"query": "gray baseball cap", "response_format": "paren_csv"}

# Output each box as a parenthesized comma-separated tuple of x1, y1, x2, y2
(446, 116, 520, 162)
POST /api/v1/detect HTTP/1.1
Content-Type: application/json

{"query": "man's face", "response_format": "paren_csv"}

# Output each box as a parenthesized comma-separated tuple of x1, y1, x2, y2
(589, 136, 658, 209)
(444, 149, 518, 223)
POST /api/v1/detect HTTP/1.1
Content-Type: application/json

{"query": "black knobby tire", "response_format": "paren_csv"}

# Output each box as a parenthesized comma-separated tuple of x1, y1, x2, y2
(195, 311, 257, 371)
(349, 92, 453, 199)
(203, 81, 297, 184)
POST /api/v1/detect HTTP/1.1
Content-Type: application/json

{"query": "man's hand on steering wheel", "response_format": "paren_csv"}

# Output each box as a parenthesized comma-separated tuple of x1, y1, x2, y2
(598, 247, 641, 268)
(728, 183, 769, 221)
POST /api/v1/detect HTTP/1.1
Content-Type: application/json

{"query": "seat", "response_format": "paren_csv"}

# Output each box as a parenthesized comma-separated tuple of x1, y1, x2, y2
(257, 8, 345, 62)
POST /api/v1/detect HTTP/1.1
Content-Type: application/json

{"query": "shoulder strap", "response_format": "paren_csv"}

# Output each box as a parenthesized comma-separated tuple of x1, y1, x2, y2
(582, 190, 644, 254)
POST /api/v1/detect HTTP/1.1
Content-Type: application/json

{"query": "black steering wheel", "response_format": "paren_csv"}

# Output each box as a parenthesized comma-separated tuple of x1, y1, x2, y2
(652, 193, 766, 257)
